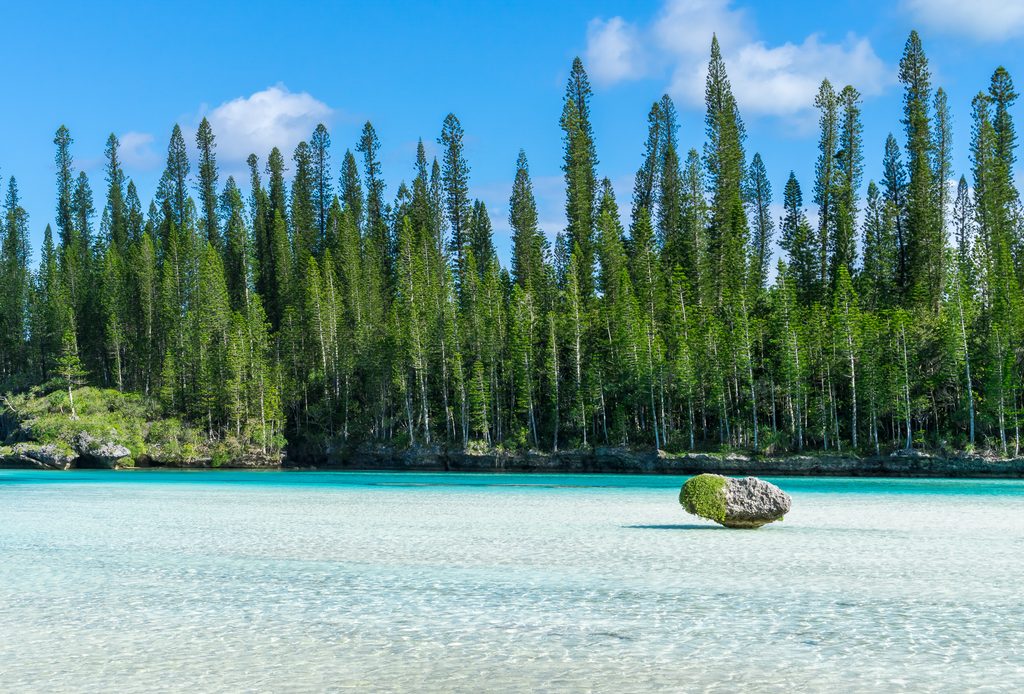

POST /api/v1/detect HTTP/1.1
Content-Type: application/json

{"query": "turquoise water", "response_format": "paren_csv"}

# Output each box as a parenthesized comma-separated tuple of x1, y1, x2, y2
(1, 471, 1022, 692)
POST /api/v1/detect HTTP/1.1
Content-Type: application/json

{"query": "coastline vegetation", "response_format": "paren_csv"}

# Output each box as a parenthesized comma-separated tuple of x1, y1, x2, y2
(0, 385, 249, 466)
(1, 31, 1022, 462)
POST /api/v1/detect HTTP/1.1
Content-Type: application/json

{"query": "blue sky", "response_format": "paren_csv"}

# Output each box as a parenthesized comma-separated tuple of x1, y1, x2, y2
(2, 0, 1023, 267)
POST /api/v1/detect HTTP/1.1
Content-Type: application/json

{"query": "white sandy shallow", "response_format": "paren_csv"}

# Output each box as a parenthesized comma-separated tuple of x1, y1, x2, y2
(1, 471, 1022, 692)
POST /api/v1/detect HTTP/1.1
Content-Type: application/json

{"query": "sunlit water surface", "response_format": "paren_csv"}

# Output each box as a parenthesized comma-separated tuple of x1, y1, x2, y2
(1, 470, 1022, 692)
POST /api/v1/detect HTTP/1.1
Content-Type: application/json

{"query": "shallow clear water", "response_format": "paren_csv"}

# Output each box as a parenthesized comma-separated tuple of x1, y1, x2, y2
(1, 470, 1022, 692)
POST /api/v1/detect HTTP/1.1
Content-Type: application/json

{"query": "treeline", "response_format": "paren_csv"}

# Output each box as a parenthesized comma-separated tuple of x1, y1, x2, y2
(1, 31, 1022, 456)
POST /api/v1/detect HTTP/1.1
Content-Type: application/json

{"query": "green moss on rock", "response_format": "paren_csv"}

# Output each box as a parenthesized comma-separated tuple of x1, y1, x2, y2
(679, 473, 727, 522)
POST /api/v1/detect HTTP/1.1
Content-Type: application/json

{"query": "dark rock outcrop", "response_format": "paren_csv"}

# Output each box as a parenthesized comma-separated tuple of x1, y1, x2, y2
(680, 473, 791, 528)
(0, 443, 76, 470)
(72, 432, 132, 468)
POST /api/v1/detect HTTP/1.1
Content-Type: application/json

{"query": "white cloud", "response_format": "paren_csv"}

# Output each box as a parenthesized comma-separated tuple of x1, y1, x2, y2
(904, 0, 1024, 41)
(118, 131, 160, 170)
(671, 34, 891, 117)
(584, 0, 893, 119)
(203, 84, 333, 163)
(586, 17, 647, 84)
(652, 0, 750, 60)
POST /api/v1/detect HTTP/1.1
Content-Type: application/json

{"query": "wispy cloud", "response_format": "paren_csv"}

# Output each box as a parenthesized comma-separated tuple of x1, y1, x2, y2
(903, 0, 1024, 41)
(586, 17, 647, 84)
(118, 131, 160, 170)
(584, 0, 893, 120)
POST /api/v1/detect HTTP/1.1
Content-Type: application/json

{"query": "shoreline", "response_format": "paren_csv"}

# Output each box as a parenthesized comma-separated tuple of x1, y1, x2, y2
(6, 446, 1024, 478)
(286, 448, 1024, 478)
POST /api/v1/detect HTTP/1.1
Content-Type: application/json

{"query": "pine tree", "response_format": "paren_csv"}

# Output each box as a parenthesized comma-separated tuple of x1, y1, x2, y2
(125, 180, 144, 244)
(0, 178, 30, 381)
(509, 150, 547, 294)
(814, 79, 839, 292)
(196, 117, 219, 248)
(899, 31, 943, 308)
(310, 123, 333, 253)
(882, 133, 909, 291)
(673, 149, 705, 297)
(703, 35, 748, 308)
(561, 57, 598, 299)
(632, 100, 663, 226)
(221, 177, 251, 312)
(657, 106, 683, 265)
(246, 154, 269, 310)
(468, 200, 494, 270)
(832, 86, 863, 287)
(932, 88, 953, 239)
(780, 173, 816, 303)
(860, 181, 898, 310)
(104, 134, 127, 248)
(291, 140, 317, 288)
(952, 175, 973, 274)
(339, 149, 363, 227)
(744, 152, 773, 292)
(157, 124, 190, 230)
(357, 122, 388, 280)
(439, 113, 472, 280)
(54, 125, 75, 248)
(266, 147, 287, 226)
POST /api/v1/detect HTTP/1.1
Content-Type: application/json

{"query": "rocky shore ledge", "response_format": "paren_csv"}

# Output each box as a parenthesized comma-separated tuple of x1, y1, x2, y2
(282, 445, 1024, 478)
(5, 440, 1024, 478)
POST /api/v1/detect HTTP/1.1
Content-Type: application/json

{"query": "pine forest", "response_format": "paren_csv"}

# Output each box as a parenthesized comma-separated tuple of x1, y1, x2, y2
(2, 31, 1023, 459)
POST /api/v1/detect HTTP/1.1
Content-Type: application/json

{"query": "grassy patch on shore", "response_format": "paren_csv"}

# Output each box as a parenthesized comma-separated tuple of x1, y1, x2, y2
(1, 385, 212, 463)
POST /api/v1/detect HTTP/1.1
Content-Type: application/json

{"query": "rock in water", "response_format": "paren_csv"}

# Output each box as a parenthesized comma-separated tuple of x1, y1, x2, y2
(679, 473, 791, 528)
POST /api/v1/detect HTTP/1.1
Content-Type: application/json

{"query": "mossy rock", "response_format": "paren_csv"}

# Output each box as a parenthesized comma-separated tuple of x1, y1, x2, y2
(680, 473, 791, 528)
(679, 473, 728, 523)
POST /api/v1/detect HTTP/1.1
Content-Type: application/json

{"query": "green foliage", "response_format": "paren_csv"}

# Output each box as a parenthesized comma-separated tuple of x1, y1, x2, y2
(2, 38, 1023, 464)
(679, 474, 728, 522)
(6, 386, 148, 458)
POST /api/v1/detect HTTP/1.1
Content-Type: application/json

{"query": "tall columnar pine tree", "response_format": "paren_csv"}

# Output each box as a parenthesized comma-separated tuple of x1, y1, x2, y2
(104, 134, 127, 249)
(882, 133, 909, 291)
(195, 117, 219, 248)
(814, 79, 838, 294)
(832, 86, 863, 287)
(509, 150, 547, 297)
(744, 152, 773, 293)
(899, 31, 944, 309)
(703, 35, 748, 309)
(438, 113, 472, 283)
(561, 57, 598, 300)
(310, 123, 333, 254)
(0, 179, 30, 381)
(860, 181, 898, 310)
(780, 172, 816, 304)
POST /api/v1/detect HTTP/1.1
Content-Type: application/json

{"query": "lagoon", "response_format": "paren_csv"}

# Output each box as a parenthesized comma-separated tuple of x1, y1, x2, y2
(1, 470, 1023, 692)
